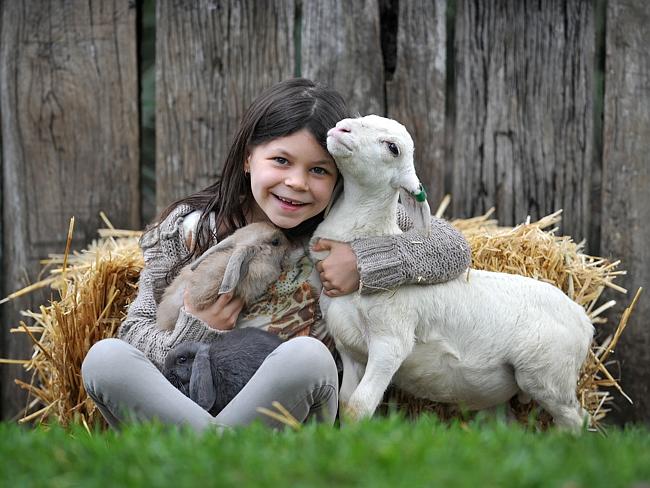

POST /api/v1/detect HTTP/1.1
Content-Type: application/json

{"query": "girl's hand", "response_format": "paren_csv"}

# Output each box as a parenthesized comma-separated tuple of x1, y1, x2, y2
(183, 290, 244, 330)
(313, 239, 360, 297)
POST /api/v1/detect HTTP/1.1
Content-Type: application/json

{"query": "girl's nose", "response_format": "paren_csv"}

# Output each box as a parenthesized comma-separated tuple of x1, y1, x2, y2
(284, 171, 309, 191)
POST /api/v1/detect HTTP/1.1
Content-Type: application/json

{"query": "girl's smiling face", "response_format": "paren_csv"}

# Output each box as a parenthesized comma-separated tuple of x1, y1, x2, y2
(245, 129, 339, 229)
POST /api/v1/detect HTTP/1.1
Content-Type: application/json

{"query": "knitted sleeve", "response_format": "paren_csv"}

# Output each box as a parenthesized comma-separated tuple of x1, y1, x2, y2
(117, 205, 224, 370)
(350, 204, 471, 294)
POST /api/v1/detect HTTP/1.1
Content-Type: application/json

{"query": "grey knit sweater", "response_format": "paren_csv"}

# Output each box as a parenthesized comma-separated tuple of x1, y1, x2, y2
(117, 203, 470, 369)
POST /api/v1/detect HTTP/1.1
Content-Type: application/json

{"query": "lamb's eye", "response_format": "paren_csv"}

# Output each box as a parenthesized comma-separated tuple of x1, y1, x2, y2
(271, 238, 280, 246)
(177, 356, 187, 364)
(386, 142, 400, 156)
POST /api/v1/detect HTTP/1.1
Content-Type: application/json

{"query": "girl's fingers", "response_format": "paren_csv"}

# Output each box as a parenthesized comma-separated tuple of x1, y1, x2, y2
(218, 294, 243, 312)
(215, 292, 233, 305)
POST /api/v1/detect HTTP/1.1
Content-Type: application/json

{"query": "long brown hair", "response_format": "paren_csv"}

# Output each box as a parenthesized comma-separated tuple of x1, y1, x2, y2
(156, 78, 349, 281)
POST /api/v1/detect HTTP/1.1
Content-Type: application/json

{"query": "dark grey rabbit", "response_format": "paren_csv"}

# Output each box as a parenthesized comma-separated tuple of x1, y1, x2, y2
(163, 328, 283, 415)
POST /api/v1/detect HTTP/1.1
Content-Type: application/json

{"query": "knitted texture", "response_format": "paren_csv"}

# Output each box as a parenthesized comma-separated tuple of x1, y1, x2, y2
(118, 204, 470, 369)
(117, 204, 224, 370)
(351, 205, 471, 293)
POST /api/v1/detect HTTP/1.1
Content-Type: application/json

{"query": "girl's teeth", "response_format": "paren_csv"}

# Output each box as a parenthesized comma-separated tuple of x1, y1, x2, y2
(278, 196, 304, 205)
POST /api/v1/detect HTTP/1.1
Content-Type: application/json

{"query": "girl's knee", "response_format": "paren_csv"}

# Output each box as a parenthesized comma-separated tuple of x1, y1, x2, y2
(279, 337, 338, 382)
(81, 338, 138, 391)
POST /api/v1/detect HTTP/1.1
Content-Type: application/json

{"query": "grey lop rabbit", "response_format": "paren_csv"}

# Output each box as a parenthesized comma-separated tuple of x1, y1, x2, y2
(157, 222, 290, 330)
(163, 328, 283, 415)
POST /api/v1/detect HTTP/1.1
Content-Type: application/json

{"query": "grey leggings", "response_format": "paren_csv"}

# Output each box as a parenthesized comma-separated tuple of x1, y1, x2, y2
(81, 336, 338, 432)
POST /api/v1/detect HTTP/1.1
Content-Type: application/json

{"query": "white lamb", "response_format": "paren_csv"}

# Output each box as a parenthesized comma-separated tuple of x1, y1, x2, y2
(311, 115, 594, 431)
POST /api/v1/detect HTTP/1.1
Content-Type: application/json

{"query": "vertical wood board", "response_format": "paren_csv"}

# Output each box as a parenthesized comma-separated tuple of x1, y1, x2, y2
(301, 0, 385, 116)
(386, 0, 447, 207)
(155, 0, 296, 211)
(452, 0, 595, 241)
(601, 0, 650, 424)
(0, 0, 139, 419)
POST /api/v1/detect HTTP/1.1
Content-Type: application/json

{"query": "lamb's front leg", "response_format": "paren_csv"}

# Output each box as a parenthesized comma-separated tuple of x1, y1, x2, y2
(343, 332, 414, 421)
(339, 348, 365, 409)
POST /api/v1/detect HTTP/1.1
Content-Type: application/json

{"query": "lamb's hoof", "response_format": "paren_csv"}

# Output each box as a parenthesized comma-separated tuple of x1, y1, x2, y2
(339, 401, 363, 424)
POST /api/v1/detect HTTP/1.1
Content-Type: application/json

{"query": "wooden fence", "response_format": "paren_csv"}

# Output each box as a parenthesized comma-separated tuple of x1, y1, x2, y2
(1, 0, 648, 424)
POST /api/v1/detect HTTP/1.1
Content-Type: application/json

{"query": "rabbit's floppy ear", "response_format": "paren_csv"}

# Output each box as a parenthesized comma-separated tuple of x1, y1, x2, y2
(189, 343, 217, 411)
(394, 168, 431, 237)
(219, 246, 255, 294)
(190, 235, 238, 271)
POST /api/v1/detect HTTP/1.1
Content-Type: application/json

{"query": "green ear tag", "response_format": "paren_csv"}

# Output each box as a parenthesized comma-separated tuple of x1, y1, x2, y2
(411, 184, 427, 202)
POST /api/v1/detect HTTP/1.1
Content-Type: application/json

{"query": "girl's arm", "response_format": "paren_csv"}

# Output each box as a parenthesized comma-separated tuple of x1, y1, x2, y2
(351, 206, 470, 293)
(117, 205, 226, 370)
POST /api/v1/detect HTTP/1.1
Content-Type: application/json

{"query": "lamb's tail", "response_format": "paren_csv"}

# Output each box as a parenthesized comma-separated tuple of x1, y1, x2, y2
(571, 308, 595, 374)
(578, 308, 596, 352)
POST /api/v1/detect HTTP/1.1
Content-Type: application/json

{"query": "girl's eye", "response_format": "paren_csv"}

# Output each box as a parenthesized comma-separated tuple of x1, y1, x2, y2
(273, 157, 289, 165)
(311, 167, 329, 176)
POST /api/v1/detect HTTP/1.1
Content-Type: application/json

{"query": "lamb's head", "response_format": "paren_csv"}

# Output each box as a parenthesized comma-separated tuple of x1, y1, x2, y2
(326, 115, 430, 235)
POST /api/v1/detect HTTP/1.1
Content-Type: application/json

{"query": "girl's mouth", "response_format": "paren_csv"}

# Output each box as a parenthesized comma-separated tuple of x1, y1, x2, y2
(273, 194, 308, 209)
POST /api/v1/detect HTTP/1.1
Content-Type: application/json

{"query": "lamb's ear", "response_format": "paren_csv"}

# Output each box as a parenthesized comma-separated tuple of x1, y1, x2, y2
(219, 246, 255, 294)
(395, 171, 431, 236)
(189, 343, 216, 411)
(190, 235, 237, 271)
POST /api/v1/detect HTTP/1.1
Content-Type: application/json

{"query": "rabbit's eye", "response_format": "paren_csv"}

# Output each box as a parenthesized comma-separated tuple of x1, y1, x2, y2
(177, 356, 187, 364)
(271, 238, 280, 246)
(385, 141, 400, 157)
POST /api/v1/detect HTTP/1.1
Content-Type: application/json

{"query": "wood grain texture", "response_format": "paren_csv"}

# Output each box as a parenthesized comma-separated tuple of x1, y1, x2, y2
(0, 0, 139, 419)
(301, 0, 385, 116)
(155, 0, 296, 210)
(452, 0, 595, 241)
(601, 0, 650, 423)
(386, 0, 447, 208)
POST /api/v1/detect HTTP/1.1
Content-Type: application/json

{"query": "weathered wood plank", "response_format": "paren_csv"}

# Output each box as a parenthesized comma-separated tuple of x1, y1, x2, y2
(452, 0, 595, 241)
(155, 0, 296, 211)
(301, 0, 385, 116)
(0, 0, 139, 419)
(386, 0, 447, 208)
(601, 0, 650, 424)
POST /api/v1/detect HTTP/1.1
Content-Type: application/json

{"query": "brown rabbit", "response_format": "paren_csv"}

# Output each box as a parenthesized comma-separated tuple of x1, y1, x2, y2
(157, 222, 290, 330)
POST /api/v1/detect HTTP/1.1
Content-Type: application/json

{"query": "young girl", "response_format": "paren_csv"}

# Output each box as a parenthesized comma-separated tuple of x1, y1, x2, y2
(81, 78, 471, 432)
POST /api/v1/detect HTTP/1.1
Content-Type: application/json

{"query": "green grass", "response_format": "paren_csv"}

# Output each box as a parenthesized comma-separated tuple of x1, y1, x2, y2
(1, 415, 649, 488)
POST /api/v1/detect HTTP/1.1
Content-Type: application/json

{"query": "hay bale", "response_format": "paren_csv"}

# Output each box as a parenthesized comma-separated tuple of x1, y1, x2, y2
(0, 218, 143, 428)
(0, 209, 639, 430)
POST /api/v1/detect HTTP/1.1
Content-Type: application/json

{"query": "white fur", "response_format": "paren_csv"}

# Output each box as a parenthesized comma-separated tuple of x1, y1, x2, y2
(312, 115, 594, 431)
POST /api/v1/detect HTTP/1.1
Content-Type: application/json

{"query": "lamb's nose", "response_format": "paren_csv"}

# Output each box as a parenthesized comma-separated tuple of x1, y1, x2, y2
(327, 126, 351, 137)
